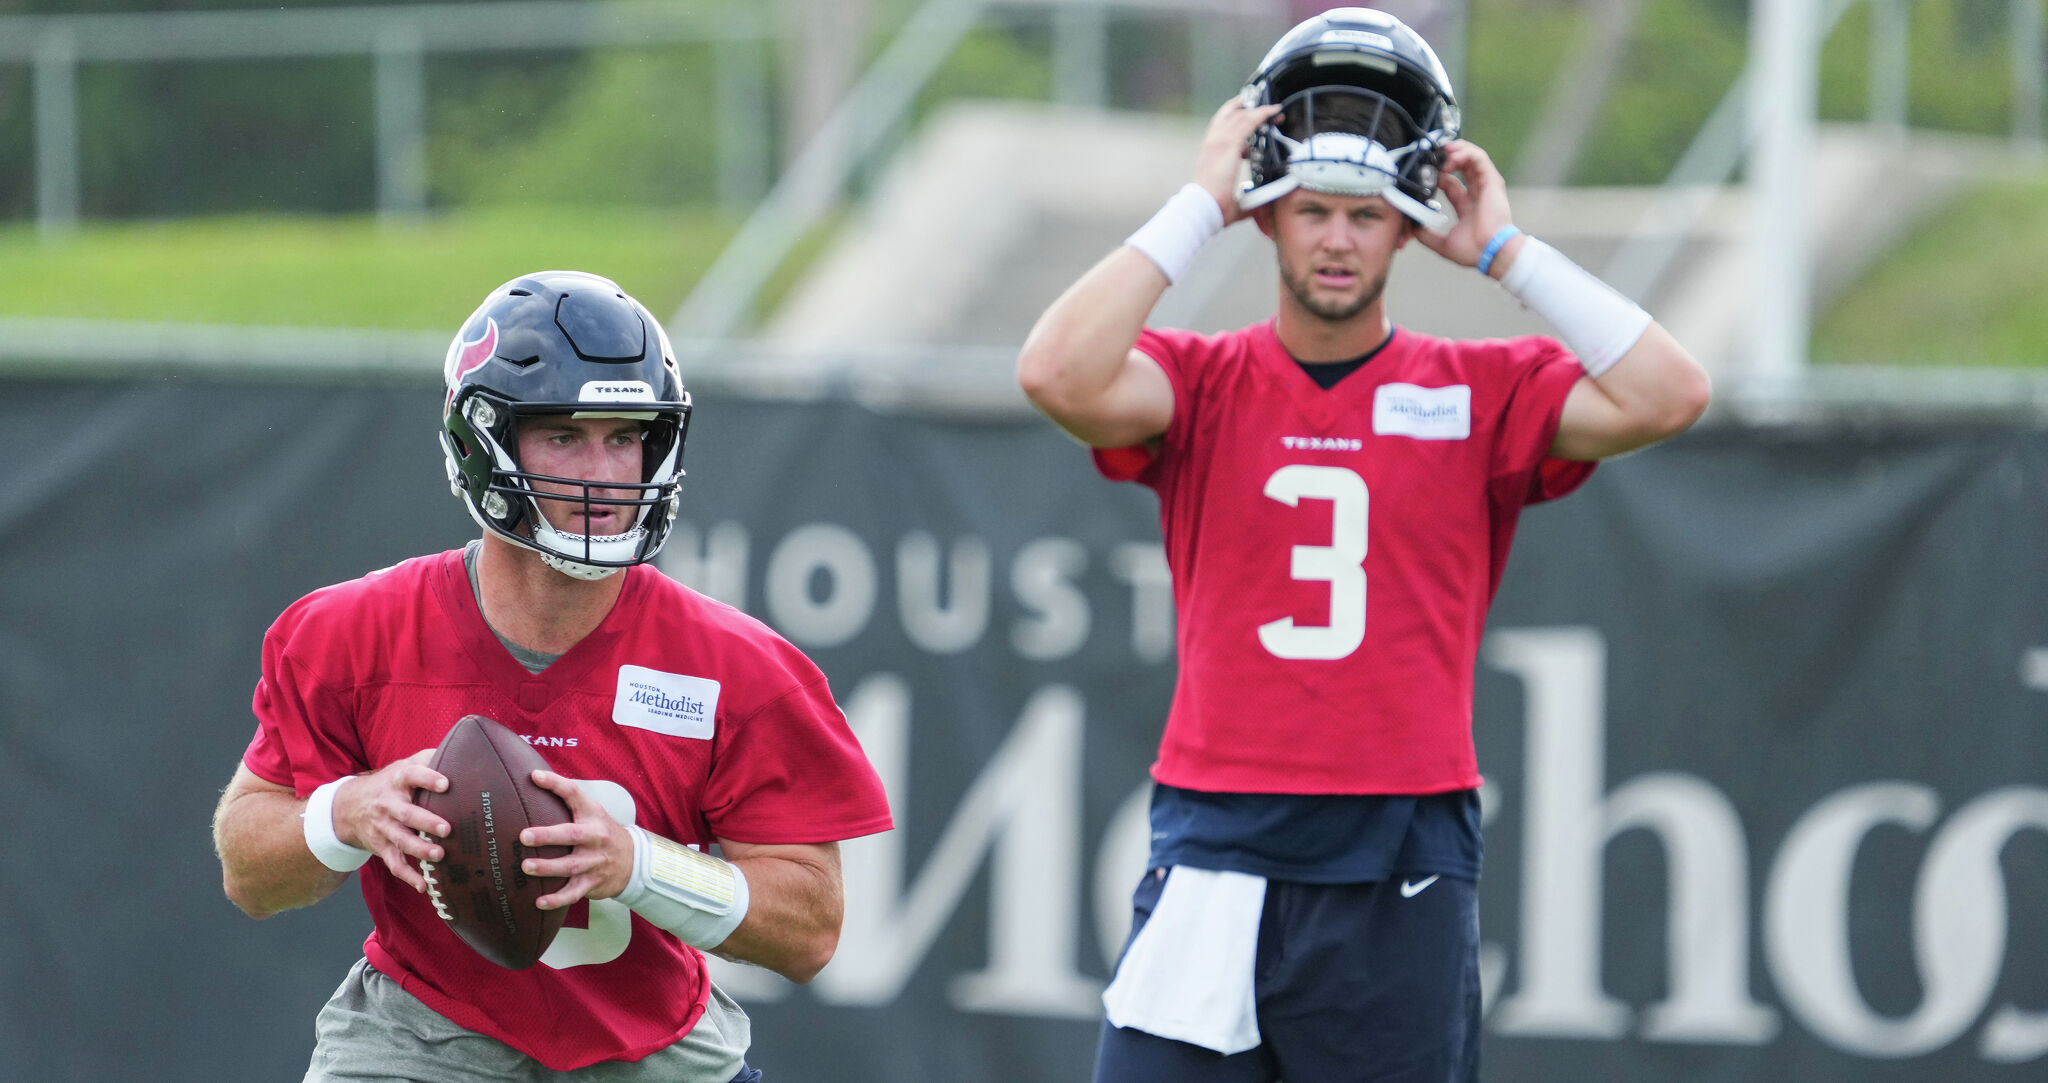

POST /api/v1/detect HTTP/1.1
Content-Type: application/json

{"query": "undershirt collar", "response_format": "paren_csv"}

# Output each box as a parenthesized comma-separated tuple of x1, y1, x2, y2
(463, 539, 563, 675)
(1293, 328, 1396, 390)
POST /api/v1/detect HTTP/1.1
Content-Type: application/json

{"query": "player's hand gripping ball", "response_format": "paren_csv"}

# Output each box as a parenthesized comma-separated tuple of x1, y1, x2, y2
(413, 714, 572, 969)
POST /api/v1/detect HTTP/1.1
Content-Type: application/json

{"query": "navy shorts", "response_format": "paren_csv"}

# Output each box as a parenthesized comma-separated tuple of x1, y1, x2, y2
(1092, 868, 1480, 1083)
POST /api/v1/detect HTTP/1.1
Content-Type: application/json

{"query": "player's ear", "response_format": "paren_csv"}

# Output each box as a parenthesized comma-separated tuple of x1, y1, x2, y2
(1252, 205, 1275, 239)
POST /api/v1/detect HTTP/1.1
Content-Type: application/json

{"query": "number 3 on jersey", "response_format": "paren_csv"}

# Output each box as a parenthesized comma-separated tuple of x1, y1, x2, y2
(1257, 464, 1367, 660)
(538, 778, 637, 969)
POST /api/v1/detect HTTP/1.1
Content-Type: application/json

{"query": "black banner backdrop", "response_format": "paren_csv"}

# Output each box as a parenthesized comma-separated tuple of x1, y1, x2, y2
(1, 376, 2044, 1081)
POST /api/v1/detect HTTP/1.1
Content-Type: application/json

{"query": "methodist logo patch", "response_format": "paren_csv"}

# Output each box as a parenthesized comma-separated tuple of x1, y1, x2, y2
(612, 665, 720, 739)
(1372, 383, 1471, 440)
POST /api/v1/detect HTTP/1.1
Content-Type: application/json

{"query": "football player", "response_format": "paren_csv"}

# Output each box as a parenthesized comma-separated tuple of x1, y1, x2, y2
(1016, 8, 1710, 1081)
(211, 271, 892, 1082)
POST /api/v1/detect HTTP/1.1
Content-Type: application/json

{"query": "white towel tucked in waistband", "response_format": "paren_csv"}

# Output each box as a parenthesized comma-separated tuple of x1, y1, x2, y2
(1100, 866, 1267, 1055)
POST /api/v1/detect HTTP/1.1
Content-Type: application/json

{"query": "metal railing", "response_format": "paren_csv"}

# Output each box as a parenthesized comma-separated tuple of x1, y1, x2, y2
(0, 1, 778, 234)
(5, 310, 2045, 426)
(5, 0, 2046, 411)
(1603, 0, 2046, 305)
(667, 0, 1284, 347)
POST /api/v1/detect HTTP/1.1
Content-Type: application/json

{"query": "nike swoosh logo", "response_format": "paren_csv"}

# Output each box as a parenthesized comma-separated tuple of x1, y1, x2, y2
(1400, 875, 1440, 898)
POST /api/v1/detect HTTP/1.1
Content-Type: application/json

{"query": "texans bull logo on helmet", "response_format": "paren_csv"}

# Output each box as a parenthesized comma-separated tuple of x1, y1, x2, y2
(443, 317, 499, 413)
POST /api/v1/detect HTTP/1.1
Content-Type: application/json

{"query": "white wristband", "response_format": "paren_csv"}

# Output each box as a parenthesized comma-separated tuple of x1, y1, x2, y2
(1497, 236, 1653, 378)
(1125, 183, 1225, 284)
(616, 825, 751, 950)
(302, 776, 373, 873)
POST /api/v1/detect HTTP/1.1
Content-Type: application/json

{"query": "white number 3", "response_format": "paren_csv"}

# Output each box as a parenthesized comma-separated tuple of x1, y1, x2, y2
(1257, 464, 1367, 661)
(538, 778, 637, 969)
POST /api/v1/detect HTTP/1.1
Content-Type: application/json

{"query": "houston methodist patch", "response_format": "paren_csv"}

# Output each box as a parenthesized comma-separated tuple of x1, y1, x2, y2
(1372, 383, 1472, 440)
(612, 665, 720, 739)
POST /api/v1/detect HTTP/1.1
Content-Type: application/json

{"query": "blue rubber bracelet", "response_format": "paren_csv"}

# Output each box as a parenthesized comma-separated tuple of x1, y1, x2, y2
(1477, 225, 1522, 276)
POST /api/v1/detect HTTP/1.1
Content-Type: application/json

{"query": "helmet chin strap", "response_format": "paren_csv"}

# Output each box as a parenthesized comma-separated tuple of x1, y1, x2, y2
(540, 553, 625, 581)
(531, 515, 644, 581)
(1239, 131, 1455, 235)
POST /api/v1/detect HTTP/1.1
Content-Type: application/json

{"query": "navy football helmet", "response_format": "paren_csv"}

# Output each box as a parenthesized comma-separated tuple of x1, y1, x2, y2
(439, 270, 691, 580)
(1240, 7, 1461, 232)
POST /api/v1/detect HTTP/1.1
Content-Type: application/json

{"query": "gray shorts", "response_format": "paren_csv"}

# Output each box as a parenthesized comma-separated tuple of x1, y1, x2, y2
(304, 957, 755, 1082)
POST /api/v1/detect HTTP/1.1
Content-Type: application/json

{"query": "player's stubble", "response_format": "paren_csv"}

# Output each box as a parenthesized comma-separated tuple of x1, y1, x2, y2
(1276, 247, 1389, 325)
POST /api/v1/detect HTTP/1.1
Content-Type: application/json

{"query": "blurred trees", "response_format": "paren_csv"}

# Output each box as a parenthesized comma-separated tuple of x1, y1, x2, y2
(0, 0, 587, 219)
(0, 0, 2039, 220)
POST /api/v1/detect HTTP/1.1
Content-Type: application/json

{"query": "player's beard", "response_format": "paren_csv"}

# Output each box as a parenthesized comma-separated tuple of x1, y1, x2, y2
(1278, 251, 1388, 324)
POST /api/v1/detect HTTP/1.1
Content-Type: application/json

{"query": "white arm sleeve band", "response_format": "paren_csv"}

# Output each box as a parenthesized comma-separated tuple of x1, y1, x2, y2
(616, 825, 751, 950)
(302, 776, 373, 872)
(1497, 236, 1654, 379)
(1124, 183, 1225, 284)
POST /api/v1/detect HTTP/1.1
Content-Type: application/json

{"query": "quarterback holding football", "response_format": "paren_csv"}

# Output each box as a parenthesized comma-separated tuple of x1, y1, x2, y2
(213, 271, 892, 1082)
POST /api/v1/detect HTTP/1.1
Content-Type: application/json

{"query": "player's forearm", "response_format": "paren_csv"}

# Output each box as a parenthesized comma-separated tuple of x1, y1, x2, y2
(1550, 323, 1712, 460)
(213, 789, 350, 918)
(1590, 323, 1712, 436)
(1016, 246, 1167, 419)
(1485, 231, 1710, 459)
(711, 850, 844, 984)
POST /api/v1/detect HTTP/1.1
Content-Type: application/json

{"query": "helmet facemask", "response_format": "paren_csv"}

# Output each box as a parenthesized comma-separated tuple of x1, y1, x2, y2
(444, 390, 690, 581)
(1240, 8, 1462, 233)
(1245, 85, 1453, 232)
(437, 270, 694, 583)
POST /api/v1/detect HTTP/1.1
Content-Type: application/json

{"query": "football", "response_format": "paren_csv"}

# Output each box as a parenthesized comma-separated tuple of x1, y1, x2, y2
(414, 714, 572, 969)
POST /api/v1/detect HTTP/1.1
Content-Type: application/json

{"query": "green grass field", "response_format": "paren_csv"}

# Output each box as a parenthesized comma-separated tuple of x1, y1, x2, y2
(0, 207, 741, 331)
(1813, 175, 2048, 368)
(4, 179, 2044, 370)
(3, 0, 2043, 367)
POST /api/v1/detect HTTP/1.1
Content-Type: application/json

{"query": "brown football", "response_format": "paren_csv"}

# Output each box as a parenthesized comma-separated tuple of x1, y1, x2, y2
(413, 714, 572, 969)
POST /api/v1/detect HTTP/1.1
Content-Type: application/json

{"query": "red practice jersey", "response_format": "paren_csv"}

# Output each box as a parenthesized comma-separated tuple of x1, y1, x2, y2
(1095, 321, 1592, 795)
(242, 551, 893, 1070)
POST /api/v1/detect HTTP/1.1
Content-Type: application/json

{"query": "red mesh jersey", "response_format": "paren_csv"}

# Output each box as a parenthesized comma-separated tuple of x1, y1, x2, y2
(1094, 321, 1592, 795)
(244, 551, 892, 1069)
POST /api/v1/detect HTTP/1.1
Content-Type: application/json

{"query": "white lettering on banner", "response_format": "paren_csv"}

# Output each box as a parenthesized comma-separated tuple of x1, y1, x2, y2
(1474, 781, 1509, 1009)
(816, 674, 1104, 1017)
(701, 673, 1147, 1007)
(662, 510, 2045, 1069)
(764, 523, 877, 648)
(1010, 538, 1090, 662)
(660, 521, 1166, 664)
(1484, 628, 2046, 1062)
(898, 531, 990, 654)
(1484, 629, 1777, 1043)
(1766, 784, 2048, 1060)
(1108, 543, 1175, 664)
(1092, 785, 1156, 968)
(664, 520, 749, 606)
(1955, 790, 2048, 1063)
(2023, 646, 2048, 690)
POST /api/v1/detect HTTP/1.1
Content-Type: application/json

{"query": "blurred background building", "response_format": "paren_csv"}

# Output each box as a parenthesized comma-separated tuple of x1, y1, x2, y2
(2, 0, 2046, 411)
